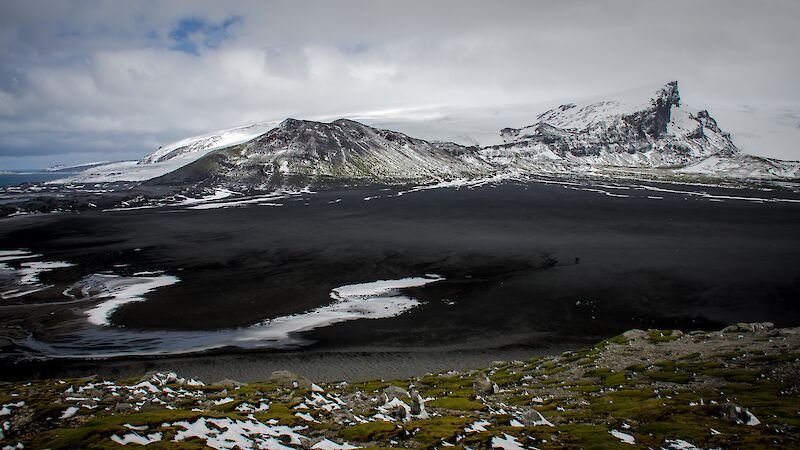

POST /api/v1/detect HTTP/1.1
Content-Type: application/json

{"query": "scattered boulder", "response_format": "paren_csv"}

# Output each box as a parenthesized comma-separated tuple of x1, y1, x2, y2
(473, 372, 499, 396)
(721, 403, 761, 426)
(518, 409, 554, 427)
(383, 386, 409, 402)
(410, 389, 427, 417)
(136, 371, 161, 384)
(622, 329, 648, 341)
(216, 379, 246, 388)
(386, 403, 408, 421)
(269, 370, 312, 390)
(378, 397, 411, 421)
(114, 402, 133, 412)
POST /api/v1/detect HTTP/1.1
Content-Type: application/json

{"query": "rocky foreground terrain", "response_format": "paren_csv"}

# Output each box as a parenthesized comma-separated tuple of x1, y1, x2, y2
(1, 323, 798, 449)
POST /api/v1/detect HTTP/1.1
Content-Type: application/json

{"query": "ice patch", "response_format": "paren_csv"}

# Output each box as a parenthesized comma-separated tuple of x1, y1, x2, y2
(662, 439, 701, 449)
(465, 419, 492, 433)
(110, 432, 163, 446)
(610, 429, 635, 444)
(491, 433, 525, 450)
(311, 438, 360, 449)
(59, 407, 79, 419)
(0, 402, 24, 416)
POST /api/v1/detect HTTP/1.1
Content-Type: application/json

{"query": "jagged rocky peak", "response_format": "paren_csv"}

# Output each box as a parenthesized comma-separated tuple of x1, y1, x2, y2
(494, 81, 737, 164)
(624, 80, 681, 139)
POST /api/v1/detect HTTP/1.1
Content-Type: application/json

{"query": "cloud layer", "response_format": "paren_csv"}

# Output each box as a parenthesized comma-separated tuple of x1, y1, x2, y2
(1, 0, 799, 168)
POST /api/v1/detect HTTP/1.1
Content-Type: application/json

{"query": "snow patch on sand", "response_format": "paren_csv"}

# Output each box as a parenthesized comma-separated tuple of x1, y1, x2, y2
(237, 275, 444, 344)
(0, 250, 74, 300)
(75, 274, 180, 326)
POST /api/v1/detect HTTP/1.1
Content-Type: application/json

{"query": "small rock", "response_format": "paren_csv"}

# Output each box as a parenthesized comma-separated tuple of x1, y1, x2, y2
(720, 403, 760, 425)
(518, 409, 554, 426)
(386, 403, 409, 421)
(136, 371, 162, 384)
(473, 372, 498, 396)
(383, 386, 409, 401)
(410, 389, 426, 417)
(114, 402, 133, 412)
(216, 379, 246, 388)
(622, 329, 648, 341)
(269, 370, 312, 390)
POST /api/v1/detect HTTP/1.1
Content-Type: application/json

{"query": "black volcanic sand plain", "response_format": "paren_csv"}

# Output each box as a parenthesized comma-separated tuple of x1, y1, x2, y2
(1, 180, 799, 381)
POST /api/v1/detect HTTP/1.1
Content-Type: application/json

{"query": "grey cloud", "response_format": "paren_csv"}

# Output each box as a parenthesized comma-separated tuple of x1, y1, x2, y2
(1, 0, 799, 168)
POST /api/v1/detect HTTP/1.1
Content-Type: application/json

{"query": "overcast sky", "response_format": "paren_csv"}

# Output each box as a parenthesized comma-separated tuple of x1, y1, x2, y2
(1, 0, 799, 169)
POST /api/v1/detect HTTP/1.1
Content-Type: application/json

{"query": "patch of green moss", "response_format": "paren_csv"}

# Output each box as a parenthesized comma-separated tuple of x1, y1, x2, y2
(648, 329, 681, 343)
(253, 402, 304, 425)
(552, 423, 627, 449)
(624, 363, 650, 372)
(339, 421, 401, 442)
(427, 396, 486, 411)
(406, 416, 473, 446)
(583, 368, 628, 387)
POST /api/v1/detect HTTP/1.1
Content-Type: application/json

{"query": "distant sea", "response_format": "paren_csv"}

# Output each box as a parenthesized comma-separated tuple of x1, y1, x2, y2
(0, 171, 71, 187)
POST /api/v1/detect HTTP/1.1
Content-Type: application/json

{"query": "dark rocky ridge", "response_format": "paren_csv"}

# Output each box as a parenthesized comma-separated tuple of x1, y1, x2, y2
(494, 81, 738, 162)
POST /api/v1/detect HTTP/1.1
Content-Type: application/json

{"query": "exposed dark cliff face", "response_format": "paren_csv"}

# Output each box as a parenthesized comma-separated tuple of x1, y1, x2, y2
(623, 80, 681, 139)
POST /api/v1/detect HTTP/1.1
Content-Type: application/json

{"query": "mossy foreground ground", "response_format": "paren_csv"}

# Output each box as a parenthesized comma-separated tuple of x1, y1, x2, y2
(1, 324, 798, 449)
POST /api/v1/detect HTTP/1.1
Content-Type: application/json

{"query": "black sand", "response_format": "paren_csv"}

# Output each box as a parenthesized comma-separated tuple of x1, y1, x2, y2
(1, 179, 799, 381)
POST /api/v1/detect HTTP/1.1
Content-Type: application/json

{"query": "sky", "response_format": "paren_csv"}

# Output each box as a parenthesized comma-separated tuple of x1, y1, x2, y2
(1, 0, 799, 169)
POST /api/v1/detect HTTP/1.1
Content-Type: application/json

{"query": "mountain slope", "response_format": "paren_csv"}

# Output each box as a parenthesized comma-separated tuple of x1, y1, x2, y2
(65, 122, 277, 183)
(149, 118, 494, 188)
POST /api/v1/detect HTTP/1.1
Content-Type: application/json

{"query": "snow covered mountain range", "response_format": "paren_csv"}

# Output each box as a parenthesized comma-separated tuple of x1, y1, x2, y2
(66, 82, 799, 187)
